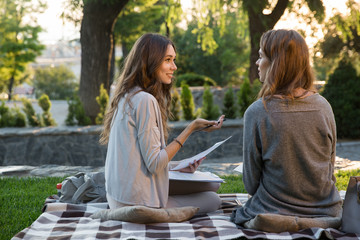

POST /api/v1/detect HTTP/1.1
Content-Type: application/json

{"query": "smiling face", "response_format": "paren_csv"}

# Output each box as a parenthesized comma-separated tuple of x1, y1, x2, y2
(156, 44, 177, 85)
(256, 48, 270, 83)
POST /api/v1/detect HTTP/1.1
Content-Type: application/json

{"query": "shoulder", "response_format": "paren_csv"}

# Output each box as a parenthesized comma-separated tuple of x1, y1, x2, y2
(308, 93, 333, 112)
(132, 90, 158, 106)
(245, 99, 265, 117)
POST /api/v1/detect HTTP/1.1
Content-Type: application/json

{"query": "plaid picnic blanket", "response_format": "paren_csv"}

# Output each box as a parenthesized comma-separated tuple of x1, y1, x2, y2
(12, 194, 360, 240)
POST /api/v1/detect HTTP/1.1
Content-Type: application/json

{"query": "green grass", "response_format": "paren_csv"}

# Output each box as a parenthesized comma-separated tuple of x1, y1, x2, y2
(0, 176, 64, 240)
(1, 170, 360, 240)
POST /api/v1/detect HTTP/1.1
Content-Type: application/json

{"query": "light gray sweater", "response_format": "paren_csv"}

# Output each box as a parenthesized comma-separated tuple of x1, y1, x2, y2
(231, 94, 343, 224)
(105, 88, 169, 208)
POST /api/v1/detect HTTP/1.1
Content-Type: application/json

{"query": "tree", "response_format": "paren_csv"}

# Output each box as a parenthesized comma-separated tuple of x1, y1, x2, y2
(95, 84, 109, 125)
(173, 10, 250, 86)
(0, 0, 46, 100)
(222, 87, 237, 119)
(200, 85, 220, 119)
(180, 82, 196, 120)
(114, 0, 164, 61)
(192, 0, 325, 83)
(33, 65, 78, 100)
(322, 59, 360, 138)
(314, 0, 360, 79)
(66, 0, 129, 123)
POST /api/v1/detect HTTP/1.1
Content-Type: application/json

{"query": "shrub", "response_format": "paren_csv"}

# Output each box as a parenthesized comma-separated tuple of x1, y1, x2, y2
(176, 73, 217, 87)
(33, 65, 78, 99)
(222, 86, 237, 119)
(38, 94, 56, 126)
(200, 85, 220, 119)
(95, 84, 109, 125)
(66, 95, 92, 126)
(22, 98, 42, 127)
(0, 101, 26, 127)
(322, 58, 360, 138)
(170, 88, 181, 121)
(180, 82, 196, 120)
(238, 78, 261, 117)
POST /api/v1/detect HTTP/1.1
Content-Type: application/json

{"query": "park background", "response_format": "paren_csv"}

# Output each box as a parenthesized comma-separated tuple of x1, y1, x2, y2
(1, 1, 360, 239)
(1, 0, 360, 155)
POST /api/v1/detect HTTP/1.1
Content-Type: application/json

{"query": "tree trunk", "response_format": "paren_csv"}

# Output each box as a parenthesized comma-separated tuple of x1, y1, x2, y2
(79, 0, 129, 123)
(7, 76, 14, 101)
(245, 0, 289, 83)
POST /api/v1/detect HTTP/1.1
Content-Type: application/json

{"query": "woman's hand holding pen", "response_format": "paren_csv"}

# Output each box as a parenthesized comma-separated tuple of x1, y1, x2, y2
(190, 115, 226, 133)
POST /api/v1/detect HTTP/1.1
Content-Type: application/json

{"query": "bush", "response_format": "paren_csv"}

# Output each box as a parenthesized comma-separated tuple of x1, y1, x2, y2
(176, 73, 217, 87)
(38, 94, 56, 126)
(95, 84, 109, 125)
(0, 101, 26, 127)
(322, 58, 360, 138)
(33, 65, 78, 100)
(22, 98, 43, 127)
(238, 79, 261, 117)
(170, 88, 181, 121)
(200, 85, 220, 119)
(66, 95, 92, 126)
(180, 82, 197, 120)
(222, 86, 237, 119)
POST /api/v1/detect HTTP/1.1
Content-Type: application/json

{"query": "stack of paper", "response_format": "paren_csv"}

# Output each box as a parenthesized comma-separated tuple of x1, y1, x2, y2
(169, 171, 224, 183)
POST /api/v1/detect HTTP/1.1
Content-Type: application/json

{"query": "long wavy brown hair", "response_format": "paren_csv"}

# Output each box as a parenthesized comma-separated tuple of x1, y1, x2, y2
(99, 33, 175, 145)
(257, 29, 316, 101)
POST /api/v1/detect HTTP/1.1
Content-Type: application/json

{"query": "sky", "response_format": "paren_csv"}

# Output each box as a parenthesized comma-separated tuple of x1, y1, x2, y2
(37, 0, 80, 44)
(36, 0, 354, 46)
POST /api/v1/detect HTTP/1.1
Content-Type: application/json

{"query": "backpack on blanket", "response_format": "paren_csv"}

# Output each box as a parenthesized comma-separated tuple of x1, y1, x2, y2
(59, 172, 107, 204)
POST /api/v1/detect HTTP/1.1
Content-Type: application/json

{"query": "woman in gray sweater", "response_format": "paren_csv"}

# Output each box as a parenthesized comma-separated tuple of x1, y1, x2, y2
(100, 33, 225, 214)
(231, 29, 342, 227)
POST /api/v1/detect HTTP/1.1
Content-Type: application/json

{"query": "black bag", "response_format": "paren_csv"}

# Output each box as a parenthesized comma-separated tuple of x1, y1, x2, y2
(59, 172, 107, 204)
(341, 176, 360, 234)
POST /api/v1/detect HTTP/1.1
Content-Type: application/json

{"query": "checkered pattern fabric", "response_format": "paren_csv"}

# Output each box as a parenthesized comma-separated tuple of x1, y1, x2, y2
(12, 194, 359, 240)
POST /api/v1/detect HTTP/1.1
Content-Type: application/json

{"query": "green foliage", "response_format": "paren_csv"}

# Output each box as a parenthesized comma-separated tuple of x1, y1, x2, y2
(334, 169, 360, 191)
(38, 94, 51, 112)
(238, 78, 261, 117)
(0, 101, 26, 127)
(33, 65, 78, 100)
(175, 73, 217, 87)
(38, 94, 56, 126)
(200, 85, 220, 119)
(180, 82, 196, 120)
(0, 176, 64, 240)
(66, 95, 92, 126)
(95, 84, 109, 125)
(173, 9, 250, 86)
(314, 1, 360, 79)
(222, 87, 237, 119)
(322, 59, 360, 138)
(21, 98, 42, 127)
(0, 0, 46, 100)
(170, 88, 181, 121)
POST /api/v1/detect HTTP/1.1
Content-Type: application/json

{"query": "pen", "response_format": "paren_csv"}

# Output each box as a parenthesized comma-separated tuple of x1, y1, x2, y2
(195, 118, 226, 132)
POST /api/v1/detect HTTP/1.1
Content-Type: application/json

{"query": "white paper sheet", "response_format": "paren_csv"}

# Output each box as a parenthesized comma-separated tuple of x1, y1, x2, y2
(171, 136, 232, 171)
(169, 170, 224, 182)
(233, 163, 243, 174)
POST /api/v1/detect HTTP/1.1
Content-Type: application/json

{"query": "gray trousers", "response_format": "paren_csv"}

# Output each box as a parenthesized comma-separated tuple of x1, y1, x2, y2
(107, 180, 221, 214)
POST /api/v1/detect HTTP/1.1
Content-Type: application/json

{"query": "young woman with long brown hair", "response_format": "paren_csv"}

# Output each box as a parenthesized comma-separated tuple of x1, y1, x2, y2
(231, 29, 342, 229)
(100, 33, 225, 213)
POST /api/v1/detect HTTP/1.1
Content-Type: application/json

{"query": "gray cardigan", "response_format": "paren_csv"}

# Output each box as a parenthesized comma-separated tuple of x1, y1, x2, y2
(231, 94, 343, 225)
(105, 88, 169, 208)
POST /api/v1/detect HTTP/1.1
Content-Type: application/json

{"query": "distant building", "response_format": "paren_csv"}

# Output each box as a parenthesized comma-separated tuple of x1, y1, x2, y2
(31, 40, 81, 78)
(13, 83, 35, 99)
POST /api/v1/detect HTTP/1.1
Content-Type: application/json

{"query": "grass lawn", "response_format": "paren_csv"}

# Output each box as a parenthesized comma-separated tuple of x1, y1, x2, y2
(1, 169, 360, 240)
